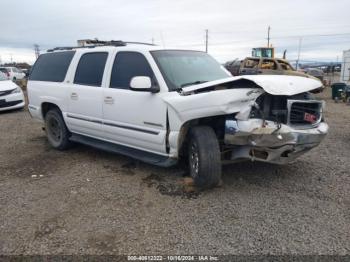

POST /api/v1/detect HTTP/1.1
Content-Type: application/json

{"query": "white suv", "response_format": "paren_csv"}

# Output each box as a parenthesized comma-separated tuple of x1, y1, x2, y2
(27, 41, 328, 188)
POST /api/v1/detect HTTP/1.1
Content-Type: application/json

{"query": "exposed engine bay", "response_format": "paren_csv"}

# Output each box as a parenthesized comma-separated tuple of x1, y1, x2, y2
(223, 92, 327, 164)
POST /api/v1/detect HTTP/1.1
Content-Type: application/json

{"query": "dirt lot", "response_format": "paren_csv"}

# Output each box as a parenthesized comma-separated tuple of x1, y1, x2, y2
(0, 89, 349, 255)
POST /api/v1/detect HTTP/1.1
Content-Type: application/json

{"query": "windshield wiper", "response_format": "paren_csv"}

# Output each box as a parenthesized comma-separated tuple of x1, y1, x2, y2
(180, 80, 208, 88)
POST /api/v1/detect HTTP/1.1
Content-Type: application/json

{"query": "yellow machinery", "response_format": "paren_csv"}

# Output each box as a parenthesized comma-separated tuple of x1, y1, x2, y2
(252, 47, 275, 58)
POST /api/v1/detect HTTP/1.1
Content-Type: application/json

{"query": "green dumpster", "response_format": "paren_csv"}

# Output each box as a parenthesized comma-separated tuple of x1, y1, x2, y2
(331, 83, 346, 99)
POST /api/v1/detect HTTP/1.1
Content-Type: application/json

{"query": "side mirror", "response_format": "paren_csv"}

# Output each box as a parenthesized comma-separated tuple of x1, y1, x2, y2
(130, 76, 159, 93)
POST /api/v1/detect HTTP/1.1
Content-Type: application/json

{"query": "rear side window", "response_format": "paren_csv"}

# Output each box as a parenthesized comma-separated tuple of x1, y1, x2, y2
(29, 51, 75, 82)
(110, 52, 154, 89)
(74, 52, 108, 87)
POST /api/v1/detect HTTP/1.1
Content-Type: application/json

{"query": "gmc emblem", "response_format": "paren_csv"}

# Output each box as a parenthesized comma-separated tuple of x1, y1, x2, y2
(304, 112, 317, 123)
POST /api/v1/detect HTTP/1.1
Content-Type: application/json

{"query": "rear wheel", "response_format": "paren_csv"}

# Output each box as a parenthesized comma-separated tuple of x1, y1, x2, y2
(188, 126, 221, 189)
(45, 109, 72, 150)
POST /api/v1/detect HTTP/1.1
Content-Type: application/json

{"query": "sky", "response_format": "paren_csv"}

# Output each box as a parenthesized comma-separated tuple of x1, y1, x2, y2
(0, 0, 349, 65)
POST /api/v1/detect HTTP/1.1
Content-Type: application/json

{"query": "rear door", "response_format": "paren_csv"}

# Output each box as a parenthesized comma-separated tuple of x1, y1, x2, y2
(65, 51, 108, 139)
(102, 51, 167, 154)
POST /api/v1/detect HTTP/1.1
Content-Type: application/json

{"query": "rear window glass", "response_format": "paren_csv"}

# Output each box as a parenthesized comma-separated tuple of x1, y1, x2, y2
(29, 51, 75, 82)
(74, 52, 108, 87)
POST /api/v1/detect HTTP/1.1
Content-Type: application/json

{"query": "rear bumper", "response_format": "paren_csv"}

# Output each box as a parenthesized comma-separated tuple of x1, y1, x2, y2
(224, 119, 328, 164)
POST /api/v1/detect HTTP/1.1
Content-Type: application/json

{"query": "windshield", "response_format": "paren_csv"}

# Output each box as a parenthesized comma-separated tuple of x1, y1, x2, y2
(151, 50, 230, 91)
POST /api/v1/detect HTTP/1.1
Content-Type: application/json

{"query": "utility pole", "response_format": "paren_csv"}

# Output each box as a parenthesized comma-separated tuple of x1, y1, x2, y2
(296, 37, 302, 70)
(267, 26, 271, 47)
(205, 29, 208, 53)
(34, 44, 40, 59)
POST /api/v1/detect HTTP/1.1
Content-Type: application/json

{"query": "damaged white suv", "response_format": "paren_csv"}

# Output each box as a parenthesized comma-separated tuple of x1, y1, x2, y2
(27, 41, 328, 188)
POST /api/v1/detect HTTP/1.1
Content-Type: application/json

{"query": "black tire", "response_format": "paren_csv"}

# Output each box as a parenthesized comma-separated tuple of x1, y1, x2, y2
(45, 109, 72, 150)
(188, 126, 221, 189)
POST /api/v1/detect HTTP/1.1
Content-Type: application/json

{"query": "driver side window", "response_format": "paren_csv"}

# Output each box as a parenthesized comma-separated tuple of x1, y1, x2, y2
(110, 52, 155, 89)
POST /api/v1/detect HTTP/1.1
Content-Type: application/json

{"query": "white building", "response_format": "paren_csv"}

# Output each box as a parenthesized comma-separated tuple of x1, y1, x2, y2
(340, 50, 350, 84)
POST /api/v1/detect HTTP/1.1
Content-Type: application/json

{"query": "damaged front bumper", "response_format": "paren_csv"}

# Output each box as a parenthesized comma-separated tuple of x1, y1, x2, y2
(224, 119, 328, 164)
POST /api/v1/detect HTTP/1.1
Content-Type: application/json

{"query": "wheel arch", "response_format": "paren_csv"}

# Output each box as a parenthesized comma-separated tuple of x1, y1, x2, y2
(41, 102, 62, 119)
(177, 114, 227, 158)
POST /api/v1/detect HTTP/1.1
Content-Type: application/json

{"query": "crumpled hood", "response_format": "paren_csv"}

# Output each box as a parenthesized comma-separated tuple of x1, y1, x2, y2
(181, 75, 323, 96)
(0, 80, 18, 92)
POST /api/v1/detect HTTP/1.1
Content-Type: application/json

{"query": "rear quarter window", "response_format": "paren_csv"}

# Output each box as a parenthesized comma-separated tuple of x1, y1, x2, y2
(29, 51, 75, 82)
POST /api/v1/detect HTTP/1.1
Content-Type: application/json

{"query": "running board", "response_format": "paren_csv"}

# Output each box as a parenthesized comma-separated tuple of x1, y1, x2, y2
(69, 134, 177, 167)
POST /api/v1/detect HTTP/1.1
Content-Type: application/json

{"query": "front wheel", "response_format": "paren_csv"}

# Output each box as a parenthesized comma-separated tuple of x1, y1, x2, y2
(188, 126, 222, 189)
(45, 109, 72, 150)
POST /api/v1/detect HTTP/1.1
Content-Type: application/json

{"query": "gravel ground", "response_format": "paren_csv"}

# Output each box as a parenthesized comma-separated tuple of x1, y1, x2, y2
(0, 89, 349, 255)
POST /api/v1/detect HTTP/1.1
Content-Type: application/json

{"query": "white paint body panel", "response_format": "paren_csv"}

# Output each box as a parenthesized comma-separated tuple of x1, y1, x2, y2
(181, 75, 323, 96)
(27, 45, 326, 161)
(0, 80, 18, 91)
(163, 88, 263, 129)
(64, 51, 106, 139)
(101, 49, 168, 154)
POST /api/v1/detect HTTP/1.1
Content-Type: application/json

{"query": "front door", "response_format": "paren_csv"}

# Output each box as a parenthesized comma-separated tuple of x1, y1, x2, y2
(102, 51, 167, 155)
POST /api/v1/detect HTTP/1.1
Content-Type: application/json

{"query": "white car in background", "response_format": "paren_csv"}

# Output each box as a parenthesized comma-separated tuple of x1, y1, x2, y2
(0, 67, 26, 81)
(0, 73, 25, 111)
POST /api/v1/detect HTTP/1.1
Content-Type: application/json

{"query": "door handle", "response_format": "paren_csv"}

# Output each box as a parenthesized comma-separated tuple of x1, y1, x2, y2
(71, 92, 78, 100)
(104, 96, 114, 104)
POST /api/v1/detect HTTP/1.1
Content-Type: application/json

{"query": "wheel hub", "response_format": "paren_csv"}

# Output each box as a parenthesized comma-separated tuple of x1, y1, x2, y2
(190, 141, 199, 177)
(48, 117, 61, 142)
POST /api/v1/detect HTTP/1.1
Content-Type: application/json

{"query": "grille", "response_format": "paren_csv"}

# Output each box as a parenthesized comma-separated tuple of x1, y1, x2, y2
(287, 100, 323, 128)
(0, 100, 23, 108)
(0, 89, 14, 97)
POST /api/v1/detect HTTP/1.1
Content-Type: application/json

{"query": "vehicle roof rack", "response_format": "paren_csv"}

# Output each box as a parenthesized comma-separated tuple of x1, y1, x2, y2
(47, 39, 156, 52)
